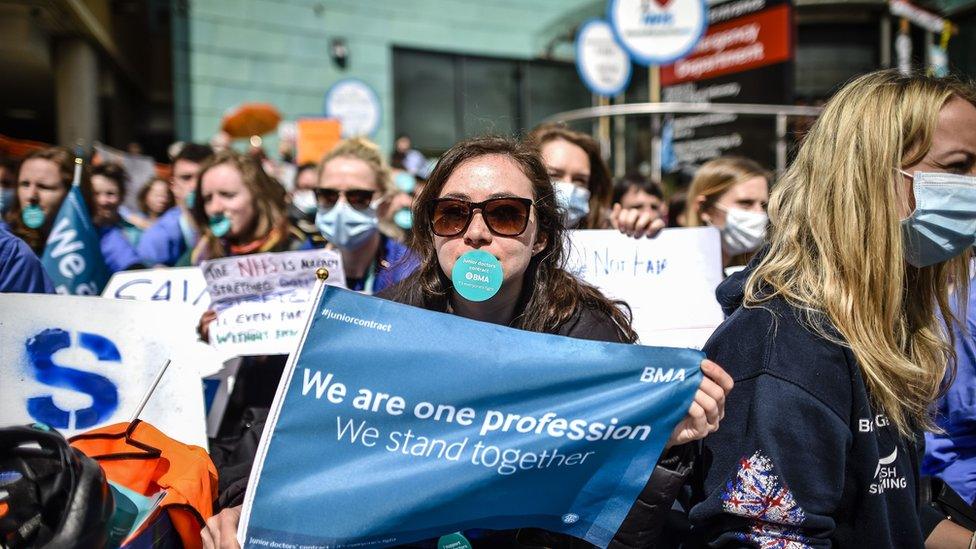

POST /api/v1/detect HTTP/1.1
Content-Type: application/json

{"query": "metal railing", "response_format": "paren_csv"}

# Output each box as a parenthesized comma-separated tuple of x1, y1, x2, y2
(543, 102, 823, 176)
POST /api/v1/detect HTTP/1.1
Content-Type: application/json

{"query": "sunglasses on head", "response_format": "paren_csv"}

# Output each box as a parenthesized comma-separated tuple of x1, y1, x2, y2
(315, 188, 376, 210)
(430, 196, 533, 237)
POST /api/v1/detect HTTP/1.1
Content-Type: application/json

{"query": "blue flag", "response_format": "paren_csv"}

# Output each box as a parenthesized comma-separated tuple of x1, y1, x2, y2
(41, 186, 109, 295)
(240, 286, 702, 548)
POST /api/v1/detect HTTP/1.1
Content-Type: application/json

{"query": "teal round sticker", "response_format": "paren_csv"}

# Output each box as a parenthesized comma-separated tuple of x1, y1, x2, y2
(451, 249, 503, 302)
(209, 214, 232, 237)
(22, 204, 45, 229)
(437, 532, 472, 549)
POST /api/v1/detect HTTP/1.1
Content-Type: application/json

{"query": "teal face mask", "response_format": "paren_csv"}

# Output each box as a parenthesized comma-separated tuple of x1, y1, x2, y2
(900, 170, 976, 267)
(22, 204, 45, 229)
(209, 213, 232, 238)
(185, 190, 196, 210)
(393, 207, 413, 230)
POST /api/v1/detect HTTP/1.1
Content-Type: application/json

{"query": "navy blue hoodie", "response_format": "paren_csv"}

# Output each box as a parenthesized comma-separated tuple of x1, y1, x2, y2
(685, 264, 945, 547)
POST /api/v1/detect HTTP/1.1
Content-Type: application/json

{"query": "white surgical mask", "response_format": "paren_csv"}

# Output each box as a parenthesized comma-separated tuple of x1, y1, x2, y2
(315, 201, 379, 250)
(552, 181, 591, 228)
(714, 205, 767, 256)
(291, 190, 317, 216)
(899, 169, 976, 267)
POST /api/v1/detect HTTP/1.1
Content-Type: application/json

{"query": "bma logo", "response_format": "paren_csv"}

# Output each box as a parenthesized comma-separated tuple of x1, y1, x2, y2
(25, 328, 120, 430)
(640, 367, 686, 383)
(641, 0, 676, 24)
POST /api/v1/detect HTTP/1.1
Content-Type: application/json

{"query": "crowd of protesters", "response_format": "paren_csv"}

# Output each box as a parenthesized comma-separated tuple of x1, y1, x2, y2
(3, 68, 976, 548)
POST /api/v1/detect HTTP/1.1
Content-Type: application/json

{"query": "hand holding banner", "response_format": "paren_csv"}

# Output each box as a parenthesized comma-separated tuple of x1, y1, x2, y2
(239, 286, 702, 548)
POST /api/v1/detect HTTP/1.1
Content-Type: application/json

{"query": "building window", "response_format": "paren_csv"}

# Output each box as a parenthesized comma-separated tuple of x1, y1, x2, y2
(393, 47, 589, 153)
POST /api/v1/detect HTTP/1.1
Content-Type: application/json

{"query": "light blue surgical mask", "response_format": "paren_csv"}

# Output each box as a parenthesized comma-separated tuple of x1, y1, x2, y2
(315, 200, 378, 250)
(0, 188, 13, 215)
(393, 207, 413, 230)
(208, 213, 232, 238)
(900, 169, 976, 267)
(552, 180, 591, 228)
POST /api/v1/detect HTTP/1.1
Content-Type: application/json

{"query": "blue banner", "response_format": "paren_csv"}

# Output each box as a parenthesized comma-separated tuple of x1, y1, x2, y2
(41, 186, 109, 295)
(240, 286, 702, 548)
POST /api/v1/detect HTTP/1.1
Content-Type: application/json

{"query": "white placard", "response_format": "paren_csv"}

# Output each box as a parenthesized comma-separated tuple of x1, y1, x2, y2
(576, 19, 632, 97)
(323, 79, 381, 138)
(0, 294, 209, 448)
(608, 0, 707, 66)
(566, 228, 724, 348)
(102, 267, 211, 312)
(202, 249, 346, 356)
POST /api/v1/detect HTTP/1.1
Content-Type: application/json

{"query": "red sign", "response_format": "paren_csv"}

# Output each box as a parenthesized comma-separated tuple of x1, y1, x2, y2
(661, 3, 792, 86)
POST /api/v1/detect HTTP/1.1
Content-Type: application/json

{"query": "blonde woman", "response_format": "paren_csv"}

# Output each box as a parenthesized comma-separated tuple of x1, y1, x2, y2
(313, 137, 417, 294)
(685, 157, 770, 271)
(688, 70, 976, 547)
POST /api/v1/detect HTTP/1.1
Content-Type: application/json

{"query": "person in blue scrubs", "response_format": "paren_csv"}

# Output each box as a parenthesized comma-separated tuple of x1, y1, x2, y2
(136, 142, 213, 266)
(0, 226, 53, 293)
(90, 162, 143, 273)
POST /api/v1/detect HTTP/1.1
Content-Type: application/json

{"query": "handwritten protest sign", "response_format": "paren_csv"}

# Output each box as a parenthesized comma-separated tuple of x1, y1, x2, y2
(566, 228, 725, 348)
(0, 294, 208, 448)
(202, 249, 345, 356)
(239, 286, 701, 548)
(102, 267, 211, 312)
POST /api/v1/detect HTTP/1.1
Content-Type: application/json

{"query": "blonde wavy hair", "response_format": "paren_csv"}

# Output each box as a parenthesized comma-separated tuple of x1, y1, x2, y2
(744, 69, 975, 437)
(317, 137, 393, 197)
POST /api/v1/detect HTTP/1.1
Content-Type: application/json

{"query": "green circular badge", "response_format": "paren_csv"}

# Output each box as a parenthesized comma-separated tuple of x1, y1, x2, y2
(437, 532, 472, 549)
(451, 249, 502, 302)
(22, 204, 45, 229)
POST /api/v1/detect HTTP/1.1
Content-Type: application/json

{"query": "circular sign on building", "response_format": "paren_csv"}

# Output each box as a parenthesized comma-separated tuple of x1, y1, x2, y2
(323, 78, 381, 138)
(608, 0, 707, 66)
(575, 19, 632, 97)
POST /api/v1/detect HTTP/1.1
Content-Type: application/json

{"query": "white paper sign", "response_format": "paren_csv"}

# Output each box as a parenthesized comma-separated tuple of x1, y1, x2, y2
(202, 249, 345, 356)
(608, 0, 707, 66)
(102, 267, 211, 312)
(566, 228, 724, 348)
(576, 19, 632, 97)
(0, 294, 208, 448)
(323, 79, 381, 138)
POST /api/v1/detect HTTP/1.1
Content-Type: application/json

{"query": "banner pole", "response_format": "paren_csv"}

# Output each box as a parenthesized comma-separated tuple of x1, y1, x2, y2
(129, 359, 172, 424)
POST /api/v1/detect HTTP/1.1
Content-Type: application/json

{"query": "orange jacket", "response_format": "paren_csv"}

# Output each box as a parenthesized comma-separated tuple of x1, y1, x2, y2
(70, 420, 217, 549)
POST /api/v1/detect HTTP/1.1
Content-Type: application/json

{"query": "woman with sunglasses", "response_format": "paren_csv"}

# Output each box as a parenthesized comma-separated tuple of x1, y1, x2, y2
(201, 136, 733, 549)
(313, 138, 417, 294)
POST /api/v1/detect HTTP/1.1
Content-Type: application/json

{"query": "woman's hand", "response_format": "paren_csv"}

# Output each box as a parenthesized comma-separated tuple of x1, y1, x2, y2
(666, 360, 734, 448)
(201, 505, 242, 549)
(610, 203, 667, 239)
(197, 309, 218, 344)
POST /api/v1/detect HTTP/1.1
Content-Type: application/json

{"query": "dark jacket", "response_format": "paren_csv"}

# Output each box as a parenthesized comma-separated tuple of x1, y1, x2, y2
(684, 264, 945, 547)
(212, 285, 692, 549)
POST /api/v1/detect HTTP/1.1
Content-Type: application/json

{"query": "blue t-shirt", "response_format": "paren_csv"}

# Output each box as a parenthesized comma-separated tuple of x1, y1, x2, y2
(98, 225, 143, 274)
(136, 207, 196, 266)
(0, 227, 54, 293)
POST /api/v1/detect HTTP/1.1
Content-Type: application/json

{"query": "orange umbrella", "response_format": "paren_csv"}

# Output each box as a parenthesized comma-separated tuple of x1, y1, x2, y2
(220, 102, 282, 138)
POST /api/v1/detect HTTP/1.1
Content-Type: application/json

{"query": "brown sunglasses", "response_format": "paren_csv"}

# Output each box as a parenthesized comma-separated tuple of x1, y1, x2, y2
(430, 197, 533, 237)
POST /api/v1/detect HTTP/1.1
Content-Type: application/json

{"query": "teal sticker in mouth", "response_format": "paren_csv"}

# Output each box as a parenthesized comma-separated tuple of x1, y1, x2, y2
(393, 208, 413, 230)
(185, 190, 196, 209)
(209, 213, 232, 237)
(451, 249, 503, 302)
(22, 204, 45, 229)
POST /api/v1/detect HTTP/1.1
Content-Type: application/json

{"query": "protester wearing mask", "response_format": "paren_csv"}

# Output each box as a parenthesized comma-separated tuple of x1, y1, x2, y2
(381, 169, 418, 242)
(684, 157, 769, 274)
(137, 142, 213, 266)
(0, 156, 17, 217)
(201, 136, 734, 549)
(686, 71, 976, 547)
(189, 151, 309, 264)
(287, 162, 319, 241)
(529, 124, 614, 230)
(1, 147, 74, 255)
(89, 162, 144, 273)
(314, 138, 417, 294)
